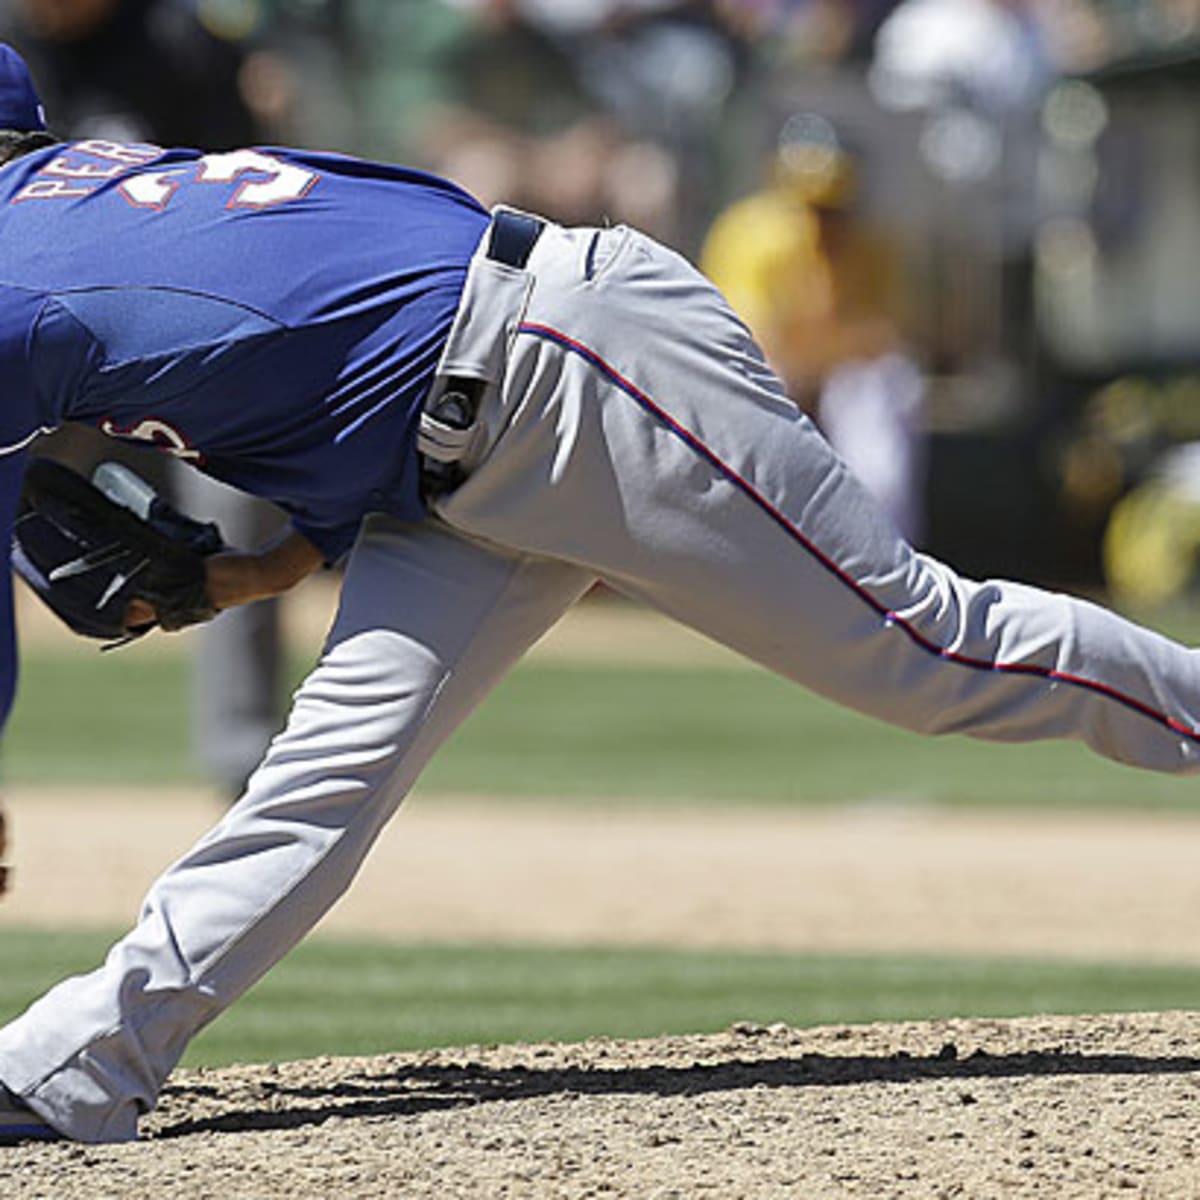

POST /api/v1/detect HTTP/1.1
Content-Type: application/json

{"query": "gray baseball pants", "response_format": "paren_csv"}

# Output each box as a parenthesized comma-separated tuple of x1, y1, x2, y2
(4, 218, 1200, 1141)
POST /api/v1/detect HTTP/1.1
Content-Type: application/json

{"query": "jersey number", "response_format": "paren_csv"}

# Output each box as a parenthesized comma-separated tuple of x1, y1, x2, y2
(120, 150, 318, 212)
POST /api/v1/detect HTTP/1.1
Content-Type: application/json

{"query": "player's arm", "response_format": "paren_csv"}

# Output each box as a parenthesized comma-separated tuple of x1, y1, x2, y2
(205, 528, 325, 610)
(13, 456, 324, 638)
(123, 526, 323, 629)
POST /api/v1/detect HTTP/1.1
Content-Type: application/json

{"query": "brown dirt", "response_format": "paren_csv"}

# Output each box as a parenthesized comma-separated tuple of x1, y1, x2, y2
(5, 790, 1200, 964)
(8, 1012, 1200, 1197)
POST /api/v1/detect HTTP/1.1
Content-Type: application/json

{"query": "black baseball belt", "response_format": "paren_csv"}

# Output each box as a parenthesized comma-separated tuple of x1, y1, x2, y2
(419, 209, 545, 499)
(486, 208, 544, 271)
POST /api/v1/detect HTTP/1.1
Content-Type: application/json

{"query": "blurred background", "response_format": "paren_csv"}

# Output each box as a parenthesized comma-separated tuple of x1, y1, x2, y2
(7, 0, 1200, 1063)
(5, 0, 1200, 598)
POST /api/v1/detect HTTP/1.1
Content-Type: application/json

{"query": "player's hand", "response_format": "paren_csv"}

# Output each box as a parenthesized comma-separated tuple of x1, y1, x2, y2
(123, 553, 260, 627)
(126, 531, 322, 627)
(124, 552, 262, 625)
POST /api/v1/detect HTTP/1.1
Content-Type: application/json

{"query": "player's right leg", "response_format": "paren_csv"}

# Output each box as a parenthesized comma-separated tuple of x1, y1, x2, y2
(0, 516, 592, 1142)
(437, 221, 1200, 777)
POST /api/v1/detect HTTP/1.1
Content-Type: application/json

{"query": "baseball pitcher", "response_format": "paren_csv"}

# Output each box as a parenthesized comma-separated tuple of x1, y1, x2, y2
(0, 45, 1199, 1142)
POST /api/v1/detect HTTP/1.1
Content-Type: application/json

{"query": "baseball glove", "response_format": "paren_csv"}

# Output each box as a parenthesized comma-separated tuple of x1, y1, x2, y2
(12, 458, 225, 647)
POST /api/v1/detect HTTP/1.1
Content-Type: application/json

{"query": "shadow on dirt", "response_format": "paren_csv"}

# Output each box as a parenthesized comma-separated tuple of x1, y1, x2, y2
(153, 1044, 1200, 1139)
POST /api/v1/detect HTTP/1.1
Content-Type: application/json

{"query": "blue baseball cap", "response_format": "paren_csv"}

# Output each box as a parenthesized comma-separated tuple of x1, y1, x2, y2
(0, 46, 46, 132)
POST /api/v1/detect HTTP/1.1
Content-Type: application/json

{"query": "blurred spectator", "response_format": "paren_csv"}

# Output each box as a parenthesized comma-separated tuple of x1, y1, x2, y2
(718, 0, 901, 66)
(1103, 441, 1200, 611)
(562, 0, 749, 244)
(414, 2, 610, 225)
(0, 0, 260, 145)
(3, 0, 288, 800)
(224, 0, 356, 149)
(701, 113, 927, 541)
(404, 0, 747, 249)
(870, 0, 1059, 118)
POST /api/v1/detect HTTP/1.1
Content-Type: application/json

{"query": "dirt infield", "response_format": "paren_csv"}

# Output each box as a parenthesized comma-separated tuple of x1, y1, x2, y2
(5, 789, 1200, 964)
(5, 796, 1200, 1194)
(7, 1011, 1200, 1197)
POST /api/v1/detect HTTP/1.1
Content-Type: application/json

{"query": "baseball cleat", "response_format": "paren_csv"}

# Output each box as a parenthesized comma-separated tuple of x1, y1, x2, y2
(0, 1085, 60, 1144)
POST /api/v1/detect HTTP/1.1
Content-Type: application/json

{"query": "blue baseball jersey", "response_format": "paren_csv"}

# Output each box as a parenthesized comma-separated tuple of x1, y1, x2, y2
(0, 137, 490, 722)
(0, 139, 489, 549)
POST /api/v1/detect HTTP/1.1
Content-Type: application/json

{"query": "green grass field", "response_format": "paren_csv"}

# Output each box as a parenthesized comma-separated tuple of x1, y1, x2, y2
(3, 641, 1198, 808)
(3, 929, 1200, 1068)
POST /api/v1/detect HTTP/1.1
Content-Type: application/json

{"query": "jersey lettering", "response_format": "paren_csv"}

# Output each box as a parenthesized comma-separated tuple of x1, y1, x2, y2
(196, 150, 320, 209)
(12, 178, 94, 203)
(121, 150, 319, 212)
(42, 157, 127, 181)
(100, 417, 204, 464)
(12, 141, 160, 204)
(119, 168, 187, 211)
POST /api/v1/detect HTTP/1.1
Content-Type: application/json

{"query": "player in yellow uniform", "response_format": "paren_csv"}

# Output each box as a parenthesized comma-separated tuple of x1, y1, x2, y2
(702, 114, 925, 541)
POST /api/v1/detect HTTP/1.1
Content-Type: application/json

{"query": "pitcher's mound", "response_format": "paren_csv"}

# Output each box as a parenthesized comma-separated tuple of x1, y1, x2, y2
(10, 1011, 1200, 1197)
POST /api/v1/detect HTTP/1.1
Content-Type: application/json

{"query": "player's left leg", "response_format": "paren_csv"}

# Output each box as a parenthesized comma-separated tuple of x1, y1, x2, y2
(0, 517, 592, 1142)
(436, 222, 1200, 775)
